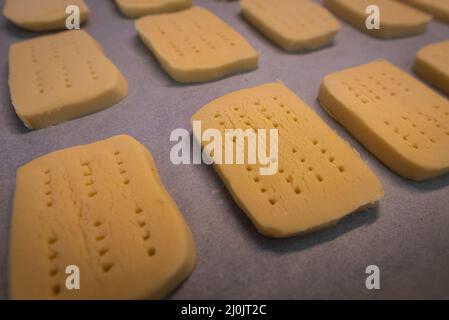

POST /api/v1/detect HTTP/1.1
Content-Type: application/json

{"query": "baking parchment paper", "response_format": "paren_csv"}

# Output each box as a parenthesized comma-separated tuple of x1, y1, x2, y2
(1, 0, 448, 299)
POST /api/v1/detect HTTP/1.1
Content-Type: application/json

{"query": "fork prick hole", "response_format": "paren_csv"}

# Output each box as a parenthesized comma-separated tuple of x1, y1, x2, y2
(147, 248, 156, 257)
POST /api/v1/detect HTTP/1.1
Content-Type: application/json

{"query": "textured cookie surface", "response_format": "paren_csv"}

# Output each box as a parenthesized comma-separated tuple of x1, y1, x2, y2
(9, 30, 128, 129)
(324, 0, 431, 38)
(3, 0, 89, 31)
(10, 135, 195, 299)
(115, 0, 191, 18)
(318, 60, 449, 181)
(399, 0, 449, 23)
(135, 6, 259, 83)
(192, 83, 383, 238)
(414, 40, 449, 96)
(241, 0, 340, 51)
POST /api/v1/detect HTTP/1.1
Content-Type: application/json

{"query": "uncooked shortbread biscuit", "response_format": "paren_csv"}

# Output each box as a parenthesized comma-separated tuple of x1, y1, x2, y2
(3, 0, 89, 31)
(9, 30, 128, 129)
(318, 60, 449, 181)
(324, 0, 431, 38)
(399, 0, 449, 24)
(10, 135, 196, 300)
(115, 0, 192, 18)
(414, 40, 449, 96)
(241, 0, 340, 51)
(192, 83, 383, 238)
(135, 6, 259, 83)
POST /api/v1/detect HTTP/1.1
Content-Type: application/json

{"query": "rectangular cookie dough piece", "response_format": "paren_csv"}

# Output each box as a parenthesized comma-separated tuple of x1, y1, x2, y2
(414, 40, 449, 96)
(241, 0, 340, 51)
(3, 0, 89, 31)
(115, 0, 192, 18)
(135, 6, 259, 83)
(324, 0, 431, 38)
(318, 60, 449, 181)
(8, 30, 128, 129)
(10, 135, 195, 299)
(399, 0, 449, 24)
(192, 82, 383, 238)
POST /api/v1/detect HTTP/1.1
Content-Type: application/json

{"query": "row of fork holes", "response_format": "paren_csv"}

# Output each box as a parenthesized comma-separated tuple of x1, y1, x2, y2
(216, 96, 299, 126)
(384, 120, 419, 149)
(384, 109, 449, 148)
(247, 164, 302, 204)
(136, 215, 156, 258)
(47, 235, 60, 296)
(81, 161, 97, 197)
(34, 62, 97, 94)
(419, 108, 449, 132)
(342, 72, 410, 103)
(44, 169, 53, 207)
(170, 37, 235, 56)
(163, 19, 235, 55)
(86, 60, 98, 80)
(114, 151, 130, 185)
(115, 151, 156, 257)
(432, 104, 449, 117)
(92, 220, 114, 273)
(45, 167, 59, 295)
(254, 1, 323, 29)
(133, 203, 155, 257)
(246, 141, 345, 206)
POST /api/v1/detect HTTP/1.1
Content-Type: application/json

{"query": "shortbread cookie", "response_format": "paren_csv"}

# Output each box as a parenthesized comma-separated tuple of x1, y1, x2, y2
(241, 0, 340, 51)
(399, 0, 449, 24)
(324, 0, 431, 38)
(135, 6, 259, 83)
(10, 135, 195, 299)
(318, 60, 449, 181)
(192, 82, 383, 238)
(8, 30, 128, 129)
(3, 0, 89, 31)
(414, 40, 449, 95)
(115, 0, 192, 18)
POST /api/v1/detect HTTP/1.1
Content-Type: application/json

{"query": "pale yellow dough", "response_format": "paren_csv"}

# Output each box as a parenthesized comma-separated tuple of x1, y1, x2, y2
(399, 0, 449, 24)
(115, 0, 192, 18)
(324, 0, 431, 38)
(135, 6, 259, 83)
(3, 0, 89, 31)
(192, 83, 383, 238)
(318, 60, 449, 181)
(241, 0, 340, 51)
(414, 40, 449, 96)
(8, 30, 128, 129)
(10, 135, 196, 300)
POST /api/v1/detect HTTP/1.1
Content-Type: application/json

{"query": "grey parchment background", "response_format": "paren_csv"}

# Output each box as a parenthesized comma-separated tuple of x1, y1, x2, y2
(1, 0, 449, 299)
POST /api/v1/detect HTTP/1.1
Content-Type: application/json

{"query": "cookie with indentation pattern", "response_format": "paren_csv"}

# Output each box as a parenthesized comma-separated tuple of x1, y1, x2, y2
(3, 0, 89, 31)
(115, 0, 192, 18)
(192, 82, 383, 237)
(241, 0, 340, 51)
(8, 30, 128, 129)
(318, 60, 449, 181)
(324, 0, 431, 38)
(135, 6, 259, 83)
(10, 135, 195, 299)
(414, 40, 449, 96)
